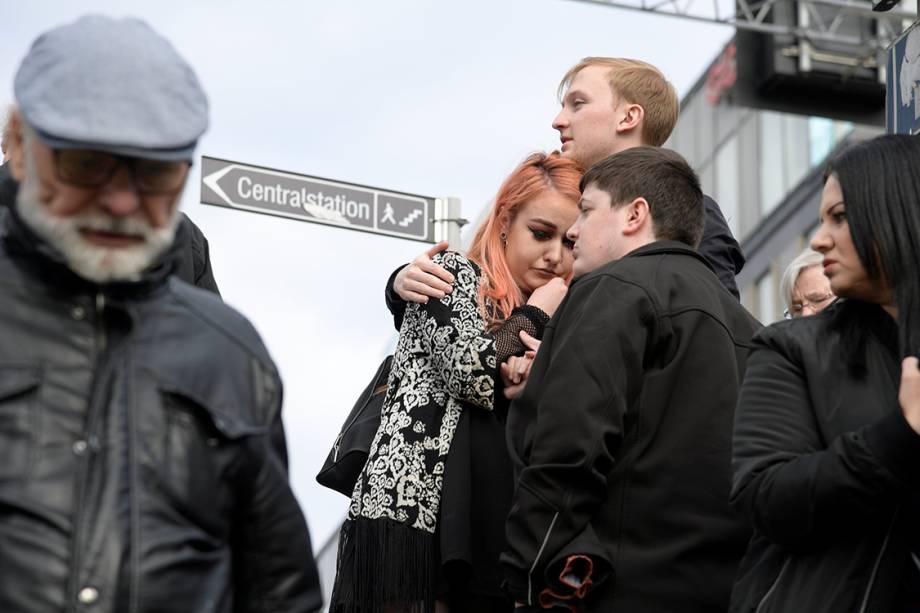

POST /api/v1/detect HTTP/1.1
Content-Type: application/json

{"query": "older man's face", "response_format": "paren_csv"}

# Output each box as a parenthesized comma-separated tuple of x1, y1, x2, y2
(8, 119, 186, 283)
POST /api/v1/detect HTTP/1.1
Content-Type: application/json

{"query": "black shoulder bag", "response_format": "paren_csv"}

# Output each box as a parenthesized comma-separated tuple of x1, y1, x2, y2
(316, 355, 392, 497)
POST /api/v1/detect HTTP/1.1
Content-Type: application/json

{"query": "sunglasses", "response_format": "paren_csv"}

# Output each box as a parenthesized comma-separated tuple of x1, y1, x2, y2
(53, 149, 190, 194)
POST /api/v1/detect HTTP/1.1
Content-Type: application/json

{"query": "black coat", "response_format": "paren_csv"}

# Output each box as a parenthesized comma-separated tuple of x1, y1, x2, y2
(730, 300, 920, 613)
(701, 194, 744, 299)
(500, 241, 761, 611)
(0, 207, 322, 612)
(0, 163, 220, 295)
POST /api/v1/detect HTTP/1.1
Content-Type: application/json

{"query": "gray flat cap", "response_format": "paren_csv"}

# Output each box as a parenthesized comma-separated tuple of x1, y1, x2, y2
(14, 15, 208, 160)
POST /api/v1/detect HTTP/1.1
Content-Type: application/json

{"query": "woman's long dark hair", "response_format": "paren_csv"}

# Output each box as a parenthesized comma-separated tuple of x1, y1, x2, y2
(825, 134, 920, 362)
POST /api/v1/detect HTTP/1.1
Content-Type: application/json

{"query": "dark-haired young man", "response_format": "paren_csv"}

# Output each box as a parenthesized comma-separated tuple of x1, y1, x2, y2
(500, 147, 761, 612)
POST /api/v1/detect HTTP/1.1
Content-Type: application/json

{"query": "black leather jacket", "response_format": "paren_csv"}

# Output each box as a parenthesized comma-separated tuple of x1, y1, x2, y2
(730, 300, 920, 613)
(0, 207, 322, 612)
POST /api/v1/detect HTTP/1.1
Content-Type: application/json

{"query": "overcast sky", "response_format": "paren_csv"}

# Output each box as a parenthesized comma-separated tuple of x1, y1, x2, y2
(2, 0, 732, 552)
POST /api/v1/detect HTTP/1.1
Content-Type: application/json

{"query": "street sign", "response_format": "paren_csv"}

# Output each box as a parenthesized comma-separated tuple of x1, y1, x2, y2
(200, 156, 439, 243)
(887, 19, 920, 135)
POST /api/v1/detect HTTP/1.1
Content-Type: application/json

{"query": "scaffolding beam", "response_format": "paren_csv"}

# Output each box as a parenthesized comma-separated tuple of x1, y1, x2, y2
(568, 0, 916, 50)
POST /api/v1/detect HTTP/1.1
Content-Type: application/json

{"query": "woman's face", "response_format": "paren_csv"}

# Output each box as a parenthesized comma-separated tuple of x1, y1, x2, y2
(788, 265, 835, 318)
(503, 189, 579, 297)
(810, 174, 888, 304)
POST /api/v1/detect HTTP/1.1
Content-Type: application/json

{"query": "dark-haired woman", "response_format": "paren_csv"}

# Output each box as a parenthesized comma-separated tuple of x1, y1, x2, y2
(730, 134, 920, 613)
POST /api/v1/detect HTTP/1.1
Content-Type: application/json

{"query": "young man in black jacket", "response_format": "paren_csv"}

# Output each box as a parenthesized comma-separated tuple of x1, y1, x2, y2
(499, 147, 760, 611)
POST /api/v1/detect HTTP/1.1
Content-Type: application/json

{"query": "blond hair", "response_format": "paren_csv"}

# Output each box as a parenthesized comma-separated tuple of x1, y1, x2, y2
(558, 58, 679, 147)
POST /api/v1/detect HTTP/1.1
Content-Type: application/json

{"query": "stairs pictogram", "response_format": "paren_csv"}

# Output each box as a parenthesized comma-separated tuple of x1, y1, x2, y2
(398, 209, 423, 227)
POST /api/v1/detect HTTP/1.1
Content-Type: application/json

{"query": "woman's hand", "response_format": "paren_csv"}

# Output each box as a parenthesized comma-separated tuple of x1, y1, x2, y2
(899, 356, 920, 435)
(501, 352, 535, 399)
(394, 242, 454, 304)
(527, 277, 568, 318)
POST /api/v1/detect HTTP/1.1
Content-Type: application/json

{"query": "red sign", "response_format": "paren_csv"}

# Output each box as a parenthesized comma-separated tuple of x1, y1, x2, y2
(706, 43, 737, 105)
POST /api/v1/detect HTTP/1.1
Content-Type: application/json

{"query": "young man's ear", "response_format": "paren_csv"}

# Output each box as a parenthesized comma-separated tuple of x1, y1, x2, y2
(616, 103, 645, 137)
(622, 197, 651, 236)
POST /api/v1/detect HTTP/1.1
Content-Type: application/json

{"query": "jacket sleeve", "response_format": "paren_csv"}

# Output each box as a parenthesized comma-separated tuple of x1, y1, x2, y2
(232, 384, 323, 613)
(699, 195, 744, 299)
(192, 233, 221, 296)
(384, 265, 407, 331)
(501, 275, 651, 605)
(730, 327, 920, 552)
(185, 215, 221, 296)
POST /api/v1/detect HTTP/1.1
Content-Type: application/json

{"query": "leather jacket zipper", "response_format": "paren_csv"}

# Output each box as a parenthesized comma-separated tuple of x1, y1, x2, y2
(67, 291, 108, 610)
(529, 512, 560, 606)
(754, 557, 791, 613)
(858, 508, 899, 613)
(96, 292, 107, 352)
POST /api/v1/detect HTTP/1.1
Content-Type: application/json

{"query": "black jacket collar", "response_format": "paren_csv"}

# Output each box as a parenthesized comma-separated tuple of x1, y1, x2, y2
(624, 240, 716, 271)
(574, 240, 715, 285)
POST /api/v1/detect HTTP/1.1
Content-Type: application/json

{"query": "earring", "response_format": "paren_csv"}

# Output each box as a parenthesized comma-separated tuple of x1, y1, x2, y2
(500, 232, 507, 243)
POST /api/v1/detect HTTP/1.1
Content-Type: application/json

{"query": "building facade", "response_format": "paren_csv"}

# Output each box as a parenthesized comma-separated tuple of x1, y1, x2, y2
(666, 41, 883, 323)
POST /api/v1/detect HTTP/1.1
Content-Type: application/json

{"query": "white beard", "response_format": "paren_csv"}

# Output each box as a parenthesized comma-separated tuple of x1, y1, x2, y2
(15, 153, 179, 284)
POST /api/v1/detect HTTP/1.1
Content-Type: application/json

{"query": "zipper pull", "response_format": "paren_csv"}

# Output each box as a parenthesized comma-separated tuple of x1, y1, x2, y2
(332, 432, 344, 461)
(95, 292, 106, 314)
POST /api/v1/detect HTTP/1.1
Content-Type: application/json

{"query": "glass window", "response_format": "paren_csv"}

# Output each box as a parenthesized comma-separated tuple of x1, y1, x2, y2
(834, 120, 854, 142)
(697, 97, 715, 166)
(714, 135, 740, 237)
(759, 111, 785, 216)
(700, 161, 715, 204)
(808, 116, 835, 166)
(758, 271, 778, 324)
(783, 114, 809, 196)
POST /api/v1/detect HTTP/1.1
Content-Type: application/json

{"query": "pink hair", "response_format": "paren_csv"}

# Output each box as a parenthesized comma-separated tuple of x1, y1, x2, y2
(467, 152, 582, 326)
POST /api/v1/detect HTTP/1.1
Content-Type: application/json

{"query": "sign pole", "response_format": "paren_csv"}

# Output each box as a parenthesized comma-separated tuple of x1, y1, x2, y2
(433, 197, 466, 249)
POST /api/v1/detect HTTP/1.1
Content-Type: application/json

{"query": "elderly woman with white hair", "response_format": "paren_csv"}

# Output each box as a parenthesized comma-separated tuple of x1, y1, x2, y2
(780, 247, 836, 319)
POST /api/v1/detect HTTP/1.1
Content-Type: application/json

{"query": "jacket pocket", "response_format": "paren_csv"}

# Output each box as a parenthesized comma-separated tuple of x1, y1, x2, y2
(0, 366, 42, 484)
(158, 386, 267, 530)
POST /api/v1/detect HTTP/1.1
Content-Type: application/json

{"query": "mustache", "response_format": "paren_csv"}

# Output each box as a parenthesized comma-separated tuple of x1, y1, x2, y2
(73, 213, 157, 237)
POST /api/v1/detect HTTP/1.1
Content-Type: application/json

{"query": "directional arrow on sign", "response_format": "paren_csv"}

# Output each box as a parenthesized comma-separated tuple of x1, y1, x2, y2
(199, 156, 438, 243)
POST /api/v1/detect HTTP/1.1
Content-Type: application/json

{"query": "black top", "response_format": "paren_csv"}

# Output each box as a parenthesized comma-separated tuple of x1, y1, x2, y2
(731, 300, 920, 613)
(500, 241, 761, 611)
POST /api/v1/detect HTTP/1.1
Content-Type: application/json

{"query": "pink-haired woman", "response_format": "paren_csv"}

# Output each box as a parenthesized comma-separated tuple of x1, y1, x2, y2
(331, 152, 582, 613)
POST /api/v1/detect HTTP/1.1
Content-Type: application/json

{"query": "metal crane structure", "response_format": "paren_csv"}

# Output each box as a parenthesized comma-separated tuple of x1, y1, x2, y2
(569, 0, 917, 68)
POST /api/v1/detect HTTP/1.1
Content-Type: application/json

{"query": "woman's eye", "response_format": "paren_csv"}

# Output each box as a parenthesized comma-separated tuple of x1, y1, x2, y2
(832, 212, 847, 224)
(531, 229, 550, 240)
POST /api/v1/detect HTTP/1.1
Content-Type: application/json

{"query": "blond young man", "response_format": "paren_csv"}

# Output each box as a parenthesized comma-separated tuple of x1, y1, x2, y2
(389, 58, 744, 319)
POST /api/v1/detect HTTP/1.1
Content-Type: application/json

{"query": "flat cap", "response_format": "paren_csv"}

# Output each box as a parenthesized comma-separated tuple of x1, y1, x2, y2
(14, 15, 208, 160)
